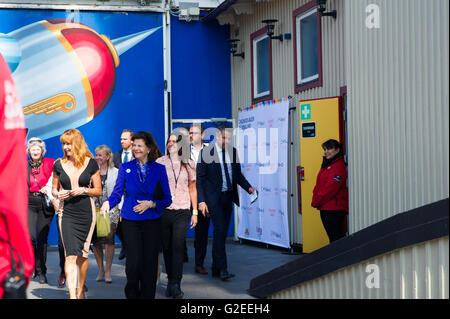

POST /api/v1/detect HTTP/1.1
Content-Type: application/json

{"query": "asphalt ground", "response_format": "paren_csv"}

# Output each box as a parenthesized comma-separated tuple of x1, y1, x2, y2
(26, 238, 300, 300)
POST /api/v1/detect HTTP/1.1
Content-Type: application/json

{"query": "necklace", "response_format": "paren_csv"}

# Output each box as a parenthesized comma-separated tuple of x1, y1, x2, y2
(100, 168, 108, 188)
(29, 159, 42, 175)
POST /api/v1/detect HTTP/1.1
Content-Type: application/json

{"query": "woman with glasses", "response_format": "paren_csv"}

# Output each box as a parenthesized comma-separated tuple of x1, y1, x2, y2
(156, 130, 197, 298)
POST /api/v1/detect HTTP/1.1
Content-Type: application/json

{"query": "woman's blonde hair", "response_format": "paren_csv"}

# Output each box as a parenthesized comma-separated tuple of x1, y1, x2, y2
(60, 129, 93, 168)
(95, 145, 114, 168)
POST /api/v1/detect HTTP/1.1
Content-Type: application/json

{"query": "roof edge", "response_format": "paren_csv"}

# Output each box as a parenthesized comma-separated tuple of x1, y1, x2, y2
(201, 0, 237, 22)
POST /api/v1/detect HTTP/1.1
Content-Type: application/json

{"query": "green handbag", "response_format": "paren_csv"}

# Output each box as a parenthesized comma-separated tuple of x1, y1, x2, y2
(96, 208, 111, 237)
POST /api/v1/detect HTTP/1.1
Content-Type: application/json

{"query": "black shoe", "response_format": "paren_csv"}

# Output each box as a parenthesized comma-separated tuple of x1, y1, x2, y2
(172, 283, 184, 299)
(118, 247, 126, 260)
(39, 274, 48, 284)
(212, 268, 220, 278)
(165, 283, 173, 298)
(219, 270, 235, 281)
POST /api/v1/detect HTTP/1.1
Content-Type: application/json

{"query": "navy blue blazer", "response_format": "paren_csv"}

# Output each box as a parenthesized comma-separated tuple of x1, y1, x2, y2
(108, 159, 172, 221)
(113, 149, 123, 169)
(196, 143, 252, 208)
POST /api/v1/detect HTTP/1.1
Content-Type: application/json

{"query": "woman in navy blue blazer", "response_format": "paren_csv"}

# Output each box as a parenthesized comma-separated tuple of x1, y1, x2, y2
(101, 131, 172, 299)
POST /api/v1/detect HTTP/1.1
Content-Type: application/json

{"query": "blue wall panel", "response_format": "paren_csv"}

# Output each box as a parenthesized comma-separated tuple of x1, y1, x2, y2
(1, 10, 165, 245)
(170, 18, 233, 238)
(171, 18, 231, 119)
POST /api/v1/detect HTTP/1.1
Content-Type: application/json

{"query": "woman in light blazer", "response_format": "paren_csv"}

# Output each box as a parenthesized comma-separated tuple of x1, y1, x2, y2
(92, 145, 120, 283)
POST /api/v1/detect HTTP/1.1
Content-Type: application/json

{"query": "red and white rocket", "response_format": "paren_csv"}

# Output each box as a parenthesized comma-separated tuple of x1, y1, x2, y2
(0, 19, 160, 139)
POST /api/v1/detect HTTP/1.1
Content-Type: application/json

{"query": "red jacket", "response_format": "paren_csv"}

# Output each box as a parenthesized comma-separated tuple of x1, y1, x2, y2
(311, 156, 348, 212)
(28, 157, 55, 193)
(0, 54, 34, 298)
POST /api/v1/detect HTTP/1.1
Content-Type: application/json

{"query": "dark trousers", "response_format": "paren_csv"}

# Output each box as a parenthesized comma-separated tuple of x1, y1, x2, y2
(194, 210, 211, 267)
(210, 191, 233, 272)
(116, 219, 126, 250)
(121, 218, 162, 299)
(27, 194, 53, 275)
(320, 210, 347, 242)
(161, 209, 190, 284)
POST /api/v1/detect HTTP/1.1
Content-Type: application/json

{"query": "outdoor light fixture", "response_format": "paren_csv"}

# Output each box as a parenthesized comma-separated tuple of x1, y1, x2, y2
(227, 39, 245, 59)
(261, 19, 284, 41)
(316, 0, 337, 19)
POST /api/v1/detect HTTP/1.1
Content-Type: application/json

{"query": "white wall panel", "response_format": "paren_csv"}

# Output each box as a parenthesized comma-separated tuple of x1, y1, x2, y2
(269, 237, 449, 299)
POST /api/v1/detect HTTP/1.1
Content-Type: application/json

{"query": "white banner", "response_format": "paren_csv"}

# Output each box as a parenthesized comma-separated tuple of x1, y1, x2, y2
(237, 98, 290, 248)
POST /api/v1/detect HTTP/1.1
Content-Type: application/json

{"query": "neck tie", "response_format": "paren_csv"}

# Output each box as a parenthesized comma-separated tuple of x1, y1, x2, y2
(123, 151, 129, 163)
(222, 148, 232, 191)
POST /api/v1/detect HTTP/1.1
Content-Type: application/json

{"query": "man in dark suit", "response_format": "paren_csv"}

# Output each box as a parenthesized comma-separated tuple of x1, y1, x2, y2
(190, 123, 210, 275)
(113, 129, 134, 169)
(113, 129, 133, 260)
(196, 126, 256, 281)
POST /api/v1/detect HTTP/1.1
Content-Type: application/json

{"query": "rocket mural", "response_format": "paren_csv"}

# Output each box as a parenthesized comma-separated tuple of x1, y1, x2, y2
(0, 19, 161, 140)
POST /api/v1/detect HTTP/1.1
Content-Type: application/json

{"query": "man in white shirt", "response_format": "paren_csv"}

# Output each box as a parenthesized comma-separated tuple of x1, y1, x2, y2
(190, 124, 207, 164)
(113, 129, 133, 169)
(196, 126, 256, 281)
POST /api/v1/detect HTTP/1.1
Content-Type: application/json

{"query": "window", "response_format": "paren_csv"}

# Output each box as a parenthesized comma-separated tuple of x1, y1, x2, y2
(293, 1, 322, 92)
(251, 28, 272, 103)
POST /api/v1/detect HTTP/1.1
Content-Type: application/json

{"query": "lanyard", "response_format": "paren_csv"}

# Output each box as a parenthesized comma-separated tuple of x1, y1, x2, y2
(169, 156, 182, 191)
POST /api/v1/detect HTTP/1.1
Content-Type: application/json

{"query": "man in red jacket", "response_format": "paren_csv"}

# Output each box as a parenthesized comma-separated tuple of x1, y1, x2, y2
(312, 139, 348, 243)
(0, 53, 34, 298)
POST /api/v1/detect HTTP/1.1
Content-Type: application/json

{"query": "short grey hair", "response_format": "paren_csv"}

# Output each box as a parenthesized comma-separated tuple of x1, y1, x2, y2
(27, 137, 46, 157)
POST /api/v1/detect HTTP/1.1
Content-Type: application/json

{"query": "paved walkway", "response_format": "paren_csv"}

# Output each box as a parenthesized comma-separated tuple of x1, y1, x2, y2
(26, 238, 300, 299)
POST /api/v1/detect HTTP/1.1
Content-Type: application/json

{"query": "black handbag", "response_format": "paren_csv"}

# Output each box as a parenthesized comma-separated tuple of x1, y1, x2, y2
(1, 212, 27, 299)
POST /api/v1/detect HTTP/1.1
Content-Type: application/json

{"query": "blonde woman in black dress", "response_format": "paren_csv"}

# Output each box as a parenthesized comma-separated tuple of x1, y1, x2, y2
(52, 129, 102, 299)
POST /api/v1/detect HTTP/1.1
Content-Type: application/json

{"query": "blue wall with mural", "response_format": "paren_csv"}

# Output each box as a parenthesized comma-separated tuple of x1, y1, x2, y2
(1, 9, 232, 244)
(1, 9, 165, 245)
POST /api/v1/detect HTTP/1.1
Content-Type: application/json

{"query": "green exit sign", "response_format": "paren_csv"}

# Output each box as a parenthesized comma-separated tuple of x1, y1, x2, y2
(301, 104, 311, 120)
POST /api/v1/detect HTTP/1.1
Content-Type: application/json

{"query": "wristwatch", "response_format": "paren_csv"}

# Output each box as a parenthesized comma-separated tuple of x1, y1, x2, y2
(83, 187, 88, 195)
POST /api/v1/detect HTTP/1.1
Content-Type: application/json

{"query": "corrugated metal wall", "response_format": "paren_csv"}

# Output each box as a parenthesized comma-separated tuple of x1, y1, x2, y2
(269, 236, 449, 299)
(227, 0, 449, 299)
(229, 0, 449, 242)
(346, 0, 449, 233)
(230, 0, 346, 245)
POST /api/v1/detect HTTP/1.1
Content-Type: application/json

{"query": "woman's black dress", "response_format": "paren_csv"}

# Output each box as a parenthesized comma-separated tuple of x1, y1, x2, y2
(53, 158, 98, 258)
